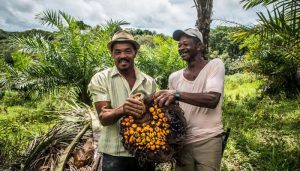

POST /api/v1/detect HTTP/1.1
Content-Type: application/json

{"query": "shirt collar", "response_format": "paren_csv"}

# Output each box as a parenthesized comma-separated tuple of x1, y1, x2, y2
(110, 66, 145, 82)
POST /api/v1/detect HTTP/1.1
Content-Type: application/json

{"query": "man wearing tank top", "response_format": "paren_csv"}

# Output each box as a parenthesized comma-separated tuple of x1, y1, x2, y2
(154, 28, 225, 171)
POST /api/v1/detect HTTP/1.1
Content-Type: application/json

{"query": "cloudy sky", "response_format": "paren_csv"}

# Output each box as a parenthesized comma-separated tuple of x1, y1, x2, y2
(0, 0, 264, 35)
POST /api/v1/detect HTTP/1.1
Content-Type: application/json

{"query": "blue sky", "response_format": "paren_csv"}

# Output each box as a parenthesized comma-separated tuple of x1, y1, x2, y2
(0, 0, 264, 35)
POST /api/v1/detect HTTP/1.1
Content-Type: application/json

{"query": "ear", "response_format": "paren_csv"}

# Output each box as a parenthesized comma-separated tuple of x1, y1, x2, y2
(196, 42, 204, 51)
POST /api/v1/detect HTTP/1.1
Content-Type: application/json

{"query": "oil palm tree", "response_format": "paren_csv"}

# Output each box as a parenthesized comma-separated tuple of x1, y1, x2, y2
(240, 0, 300, 59)
(235, 0, 300, 96)
(0, 10, 129, 105)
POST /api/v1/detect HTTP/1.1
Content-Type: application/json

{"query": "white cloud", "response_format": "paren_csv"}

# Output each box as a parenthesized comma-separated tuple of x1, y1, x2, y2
(0, 0, 264, 35)
(212, 0, 264, 27)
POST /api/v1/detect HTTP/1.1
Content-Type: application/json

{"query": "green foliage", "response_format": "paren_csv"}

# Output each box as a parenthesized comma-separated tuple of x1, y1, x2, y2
(241, 0, 280, 10)
(0, 105, 56, 167)
(238, 34, 300, 96)
(235, 0, 300, 97)
(10, 51, 33, 70)
(0, 28, 51, 66)
(222, 73, 300, 170)
(0, 91, 74, 168)
(209, 26, 246, 74)
(2, 90, 24, 106)
(0, 10, 129, 105)
(136, 35, 185, 89)
(128, 28, 157, 36)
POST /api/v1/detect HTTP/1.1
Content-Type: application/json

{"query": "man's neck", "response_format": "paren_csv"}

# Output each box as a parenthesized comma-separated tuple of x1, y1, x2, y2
(119, 67, 135, 78)
(118, 67, 136, 90)
(183, 54, 208, 81)
(186, 54, 206, 71)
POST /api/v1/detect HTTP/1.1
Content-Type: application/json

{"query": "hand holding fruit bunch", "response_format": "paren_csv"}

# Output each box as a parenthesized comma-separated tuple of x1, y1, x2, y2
(120, 93, 187, 163)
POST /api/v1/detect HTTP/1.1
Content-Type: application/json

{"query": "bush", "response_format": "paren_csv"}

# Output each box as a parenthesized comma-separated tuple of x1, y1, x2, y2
(2, 90, 24, 106)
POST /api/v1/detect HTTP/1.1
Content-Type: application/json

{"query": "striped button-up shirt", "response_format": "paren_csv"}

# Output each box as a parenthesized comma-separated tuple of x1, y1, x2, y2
(88, 66, 156, 156)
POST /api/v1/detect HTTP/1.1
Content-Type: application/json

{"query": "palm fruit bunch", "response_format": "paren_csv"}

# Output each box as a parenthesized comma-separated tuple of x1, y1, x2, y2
(120, 96, 187, 163)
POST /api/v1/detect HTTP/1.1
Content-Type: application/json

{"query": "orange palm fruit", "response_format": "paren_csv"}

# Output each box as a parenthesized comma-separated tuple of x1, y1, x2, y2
(149, 107, 155, 113)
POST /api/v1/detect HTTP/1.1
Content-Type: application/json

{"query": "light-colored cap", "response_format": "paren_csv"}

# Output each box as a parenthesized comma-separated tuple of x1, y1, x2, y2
(172, 28, 203, 43)
(107, 30, 140, 51)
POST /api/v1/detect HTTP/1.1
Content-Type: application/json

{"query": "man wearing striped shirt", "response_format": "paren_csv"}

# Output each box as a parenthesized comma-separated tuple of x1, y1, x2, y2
(88, 30, 156, 171)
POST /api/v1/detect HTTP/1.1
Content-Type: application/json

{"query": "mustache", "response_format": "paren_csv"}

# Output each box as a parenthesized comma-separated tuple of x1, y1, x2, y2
(118, 58, 130, 63)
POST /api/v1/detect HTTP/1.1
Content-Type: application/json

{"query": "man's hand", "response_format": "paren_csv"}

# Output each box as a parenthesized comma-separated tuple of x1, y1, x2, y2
(123, 97, 145, 119)
(153, 90, 176, 107)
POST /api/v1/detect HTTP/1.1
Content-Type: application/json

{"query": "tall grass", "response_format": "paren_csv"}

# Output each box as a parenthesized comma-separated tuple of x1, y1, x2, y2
(222, 73, 300, 171)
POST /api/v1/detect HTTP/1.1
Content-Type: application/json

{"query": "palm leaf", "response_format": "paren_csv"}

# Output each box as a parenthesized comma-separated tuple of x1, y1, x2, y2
(2, 10, 126, 104)
(11, 103, 99, 171)
(241, 0, 282, 9)
(35, 10, 63, 29)
(59, 10, 76, 27)
(56, 123, 90, 171)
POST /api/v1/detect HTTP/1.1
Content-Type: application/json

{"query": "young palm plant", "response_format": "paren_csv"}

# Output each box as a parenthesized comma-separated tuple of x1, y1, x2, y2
(0, 10, 128, 105)
(239, 0, 300, 60)
(234, 0, 300, 96)
(10, 102, 102, 171)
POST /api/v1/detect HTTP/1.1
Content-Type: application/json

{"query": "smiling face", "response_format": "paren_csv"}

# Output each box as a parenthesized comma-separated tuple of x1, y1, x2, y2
(111, 42, 137, 71)
(178, 35, 203, 62)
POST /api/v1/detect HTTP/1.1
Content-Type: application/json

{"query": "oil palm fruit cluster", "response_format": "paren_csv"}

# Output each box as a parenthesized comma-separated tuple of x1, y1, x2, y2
(120, 101, 187, 163)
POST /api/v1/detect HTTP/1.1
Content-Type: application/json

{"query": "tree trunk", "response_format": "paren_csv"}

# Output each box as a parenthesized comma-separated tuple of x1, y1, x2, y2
(194, 0, 213, 58)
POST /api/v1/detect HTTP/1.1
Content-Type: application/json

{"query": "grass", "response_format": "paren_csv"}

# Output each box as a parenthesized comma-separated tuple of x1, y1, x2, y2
(0, 91, 69, 168)
(0, 105, 55, 167)
(222, 73, 300, 171)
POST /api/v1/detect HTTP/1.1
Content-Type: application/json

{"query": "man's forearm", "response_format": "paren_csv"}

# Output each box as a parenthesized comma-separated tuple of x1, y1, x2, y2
(99, 106, 124, 126)
(179, 92, 221, 109)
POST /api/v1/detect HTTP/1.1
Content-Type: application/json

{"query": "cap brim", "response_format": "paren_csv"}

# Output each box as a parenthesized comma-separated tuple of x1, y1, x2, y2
(107, 39, 140, 51)
(173, 30, 186, 41)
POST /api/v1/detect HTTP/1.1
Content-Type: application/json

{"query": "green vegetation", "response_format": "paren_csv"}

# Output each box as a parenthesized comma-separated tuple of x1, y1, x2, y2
(236, 0, 300, 97)
(222, 73, 300, 170)
(0, 5, 299, 170)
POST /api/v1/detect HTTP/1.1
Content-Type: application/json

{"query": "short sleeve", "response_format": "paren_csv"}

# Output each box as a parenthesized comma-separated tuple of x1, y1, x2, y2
(206, 59, 225, 93)
(168, 74, 175, 90)
(168, 70, 181, 90)
(88, 72, 110, 102)
(151, 79, 157, 94)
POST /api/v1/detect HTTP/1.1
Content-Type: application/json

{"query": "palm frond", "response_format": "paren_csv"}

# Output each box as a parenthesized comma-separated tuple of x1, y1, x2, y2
(256, 1, 300, 40)
(11, 103, 101, 171)
(13, 34, 49, 54)
(4, 10, 123, 104)
(35, 10, 63, 29)
(0, 62, 68, 99)
(236, 0, 300, 54)
(59, 10, 76, 27)
(56, 123, 90, 171)
(241, 0, 281, 9)
(104, 19, 130, 34)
